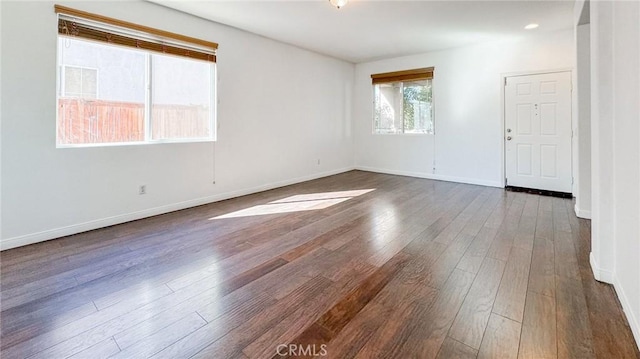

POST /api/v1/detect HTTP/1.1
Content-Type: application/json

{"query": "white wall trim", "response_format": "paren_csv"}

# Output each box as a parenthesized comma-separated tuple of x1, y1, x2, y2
(574, 203, 592, 219)
(590, 251, 615, 284)
(354, 166, 503, 188)
(591, 252, 640, 350)
(613, 276, 640, 351)
(0, 167, 355, 251)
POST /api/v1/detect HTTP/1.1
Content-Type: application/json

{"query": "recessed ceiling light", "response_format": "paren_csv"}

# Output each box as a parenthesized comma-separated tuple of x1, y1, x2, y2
(329, 0, 348, 9)
(525, 23, 539, 30)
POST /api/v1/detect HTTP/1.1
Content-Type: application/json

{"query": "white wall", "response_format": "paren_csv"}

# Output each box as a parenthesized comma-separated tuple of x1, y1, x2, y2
(589, 0, 616, 282)
(589, 0, 640, 349)
(0, 1, 355, 249)
(352, 30, 574, 187)
(575, 23, 591, 219)
(612, 0, 640, 347)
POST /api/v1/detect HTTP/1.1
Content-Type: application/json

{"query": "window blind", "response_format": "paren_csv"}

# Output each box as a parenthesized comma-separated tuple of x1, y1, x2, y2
(55, 5, 217, 62)
(371, 67, 434, 84)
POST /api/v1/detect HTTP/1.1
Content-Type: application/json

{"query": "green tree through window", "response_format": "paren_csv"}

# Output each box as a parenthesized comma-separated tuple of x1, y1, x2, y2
(403, 81, 432, 133)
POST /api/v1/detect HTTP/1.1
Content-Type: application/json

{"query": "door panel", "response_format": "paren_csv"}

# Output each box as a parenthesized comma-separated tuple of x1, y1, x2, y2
(505, 72, 572, 193)
(517, 144, 533, 175)
(540, 103, 557, 135)
(516, 82, 532, 95)
(540, 81, 557, 94)
(540, 145, 558, 178)
(516, 104, 533, 135)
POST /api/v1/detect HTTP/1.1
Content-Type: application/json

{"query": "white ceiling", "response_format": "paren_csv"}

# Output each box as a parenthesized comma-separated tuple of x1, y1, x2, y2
(150, 0, 575, 63)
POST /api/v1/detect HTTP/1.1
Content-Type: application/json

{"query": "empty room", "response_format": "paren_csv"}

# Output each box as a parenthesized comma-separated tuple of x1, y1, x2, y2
(1, 0, 639, 358)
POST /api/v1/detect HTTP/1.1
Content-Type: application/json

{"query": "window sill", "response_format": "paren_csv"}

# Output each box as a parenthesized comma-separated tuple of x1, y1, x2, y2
(56, 138, 216, 149)
(371, 133, 434, 136)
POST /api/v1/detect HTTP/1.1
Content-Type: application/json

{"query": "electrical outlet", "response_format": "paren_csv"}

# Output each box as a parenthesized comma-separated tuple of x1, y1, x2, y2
(139, 185, 146, 195)
(317, 159, 321, 165)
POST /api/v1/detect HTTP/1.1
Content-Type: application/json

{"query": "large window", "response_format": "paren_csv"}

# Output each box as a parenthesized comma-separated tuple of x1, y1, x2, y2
(372, 68, 434, 134)
(55, 5, 217, 147)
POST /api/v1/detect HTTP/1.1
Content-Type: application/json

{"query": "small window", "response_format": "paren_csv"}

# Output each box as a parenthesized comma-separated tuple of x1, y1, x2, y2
(372, 68, 434, 135)
(63, 66, 97, 99)
(55, 5, 218, 147)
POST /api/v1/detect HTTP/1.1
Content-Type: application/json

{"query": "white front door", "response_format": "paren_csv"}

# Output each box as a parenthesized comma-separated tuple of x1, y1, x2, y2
(505, 71, 572, 193)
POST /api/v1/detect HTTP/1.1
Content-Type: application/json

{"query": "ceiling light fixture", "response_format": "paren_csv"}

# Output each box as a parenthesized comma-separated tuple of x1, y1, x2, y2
(329, 0, 348, 9)
(524, 23, 539, 30)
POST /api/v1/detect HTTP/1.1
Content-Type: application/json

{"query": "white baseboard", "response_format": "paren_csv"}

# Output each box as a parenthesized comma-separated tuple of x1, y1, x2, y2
(613, 275, 640, 351)
(590, 252, 640, 349)
(0, 167, 355, 251)
(354, 166, 503, 188)
(574, 203, 592, 219)
(590, 252, 615, 284)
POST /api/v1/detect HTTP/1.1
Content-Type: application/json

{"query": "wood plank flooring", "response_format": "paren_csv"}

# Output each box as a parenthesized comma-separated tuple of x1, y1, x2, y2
(1, 170, 638, 358)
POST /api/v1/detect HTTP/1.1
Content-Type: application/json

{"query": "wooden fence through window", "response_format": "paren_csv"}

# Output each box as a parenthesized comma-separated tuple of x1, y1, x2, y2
(57, 99, 210, 144)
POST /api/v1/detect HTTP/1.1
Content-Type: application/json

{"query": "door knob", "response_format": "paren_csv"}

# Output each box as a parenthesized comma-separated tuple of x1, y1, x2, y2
(507, 128, 512, 133)
(507, 136, 512, 141)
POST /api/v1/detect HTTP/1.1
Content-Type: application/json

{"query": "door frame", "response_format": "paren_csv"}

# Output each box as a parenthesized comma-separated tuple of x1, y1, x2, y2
(500, 68, 575, 190)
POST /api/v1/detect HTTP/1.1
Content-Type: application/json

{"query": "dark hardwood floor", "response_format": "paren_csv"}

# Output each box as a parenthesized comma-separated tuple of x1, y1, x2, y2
(1, 171, 638, 358)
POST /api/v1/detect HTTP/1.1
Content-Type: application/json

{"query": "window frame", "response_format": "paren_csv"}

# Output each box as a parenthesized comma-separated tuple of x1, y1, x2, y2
(371, 67, 435, 136)
(54, 5, 218, 148)
(145, 51, 218, 145)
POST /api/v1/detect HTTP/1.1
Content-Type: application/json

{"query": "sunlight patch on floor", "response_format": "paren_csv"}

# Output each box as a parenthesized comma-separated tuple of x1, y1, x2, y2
(210, 189, 375, 220)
